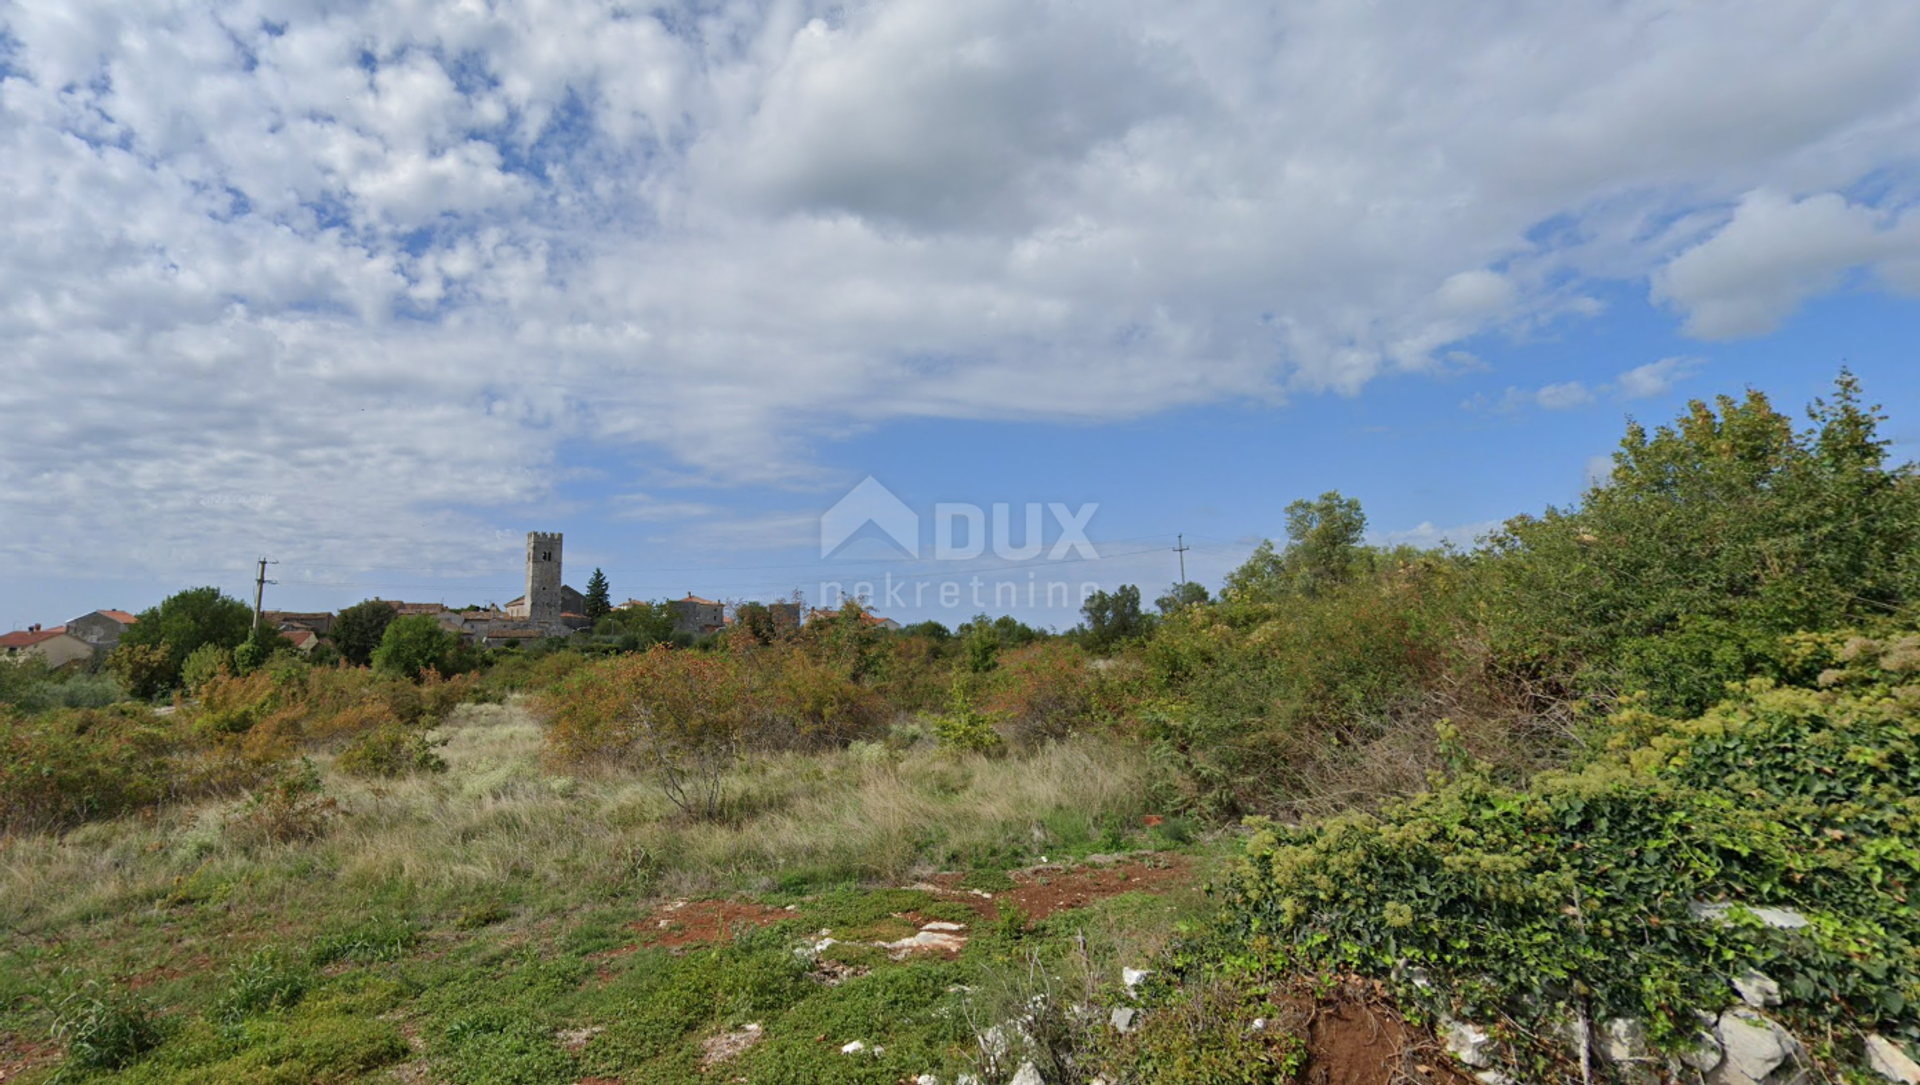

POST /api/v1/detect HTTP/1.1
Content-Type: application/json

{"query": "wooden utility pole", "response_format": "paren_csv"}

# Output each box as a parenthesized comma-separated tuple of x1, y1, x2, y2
(252, 557, 278, 637)
(1174, 534, 1190, 585)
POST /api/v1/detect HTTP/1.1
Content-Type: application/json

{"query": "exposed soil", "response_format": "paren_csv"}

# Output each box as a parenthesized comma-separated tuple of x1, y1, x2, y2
(0, 1038, 58, 1083)
(919, 852, 1193, 921)
(627, 899, 793, 951)
(1288, 984, 1479, 1085)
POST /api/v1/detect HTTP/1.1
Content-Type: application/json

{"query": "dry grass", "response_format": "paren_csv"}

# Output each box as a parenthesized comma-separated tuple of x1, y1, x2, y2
(1, 698, 1161, 939)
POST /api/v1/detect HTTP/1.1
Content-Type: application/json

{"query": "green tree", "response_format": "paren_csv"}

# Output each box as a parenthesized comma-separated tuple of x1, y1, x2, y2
(1483, 373, 1920, 713)
(330, 600, 398, 667)
(584, 569, 612, 621)
(370, 615, 459, 680)
(597, 600, 675, 649)
(1223, 491, 1370, 602)
(1155, 581, 1212, 614)
(1080, 585, 1152, 654)
(114, 586, 253, 693)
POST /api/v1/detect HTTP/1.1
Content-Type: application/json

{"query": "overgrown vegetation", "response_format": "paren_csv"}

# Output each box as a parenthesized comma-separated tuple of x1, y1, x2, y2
(3, 374, 1916, 1083)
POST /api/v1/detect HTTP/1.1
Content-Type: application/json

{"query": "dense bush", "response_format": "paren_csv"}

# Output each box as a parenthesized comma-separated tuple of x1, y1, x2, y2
(336, 723, 449, 778)
(0, 705, 179, 832)
(1200, 628, 1920, 1076)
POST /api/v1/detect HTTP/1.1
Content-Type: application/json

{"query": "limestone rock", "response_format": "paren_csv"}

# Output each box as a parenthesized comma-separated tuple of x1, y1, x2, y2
(1691, 903, 1809, 930)
(1712, 1009, 1807, 1085)
(1732, 971, 1781, 1009)
(1009, 1061, 1045, 1085)
(1604, 1018, 1649, 1063)
(1866, 1035, 1920, 1085)
(1444, 1018, 1497, 1069)
(1110, 1007, 1138, 1034)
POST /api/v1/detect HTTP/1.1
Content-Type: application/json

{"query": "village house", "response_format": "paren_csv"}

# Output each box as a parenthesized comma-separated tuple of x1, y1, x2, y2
(669, 593, 726, 637)
(64, 609, 138, 651)
(0, 625, 95, 668)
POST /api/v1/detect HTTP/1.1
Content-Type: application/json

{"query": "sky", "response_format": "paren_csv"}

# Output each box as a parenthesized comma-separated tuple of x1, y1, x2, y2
(2, 0, 1919, 632)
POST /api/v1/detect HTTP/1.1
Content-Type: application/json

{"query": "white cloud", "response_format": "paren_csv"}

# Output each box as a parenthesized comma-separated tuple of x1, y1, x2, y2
(1615, 356, 1705, 399)
(2, 0, 1920, 581)
(1653, 190, 1920, 338)
(1471, 356, 1706, 414)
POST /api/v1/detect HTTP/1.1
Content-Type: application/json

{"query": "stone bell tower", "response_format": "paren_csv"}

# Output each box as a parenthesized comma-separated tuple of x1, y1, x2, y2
(526, 532, 563, 629)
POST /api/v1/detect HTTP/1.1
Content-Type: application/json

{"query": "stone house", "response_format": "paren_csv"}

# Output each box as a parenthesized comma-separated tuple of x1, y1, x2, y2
(65, 609, 138, 651)
(669, 594, 726, 637)
(0, 626, 94, 668)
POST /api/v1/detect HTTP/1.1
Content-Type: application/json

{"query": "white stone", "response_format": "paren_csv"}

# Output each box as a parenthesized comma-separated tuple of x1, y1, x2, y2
(1009, 1062, 1045, 1085)
(1445, 1018, 1497, 1069)
(1691, 903, 1810, 930)
(1122, 968, 1151, 994)
(1713, 1009, 1807, 1085)
(1475, 1072, 1515, 1085)
(1678, 1026, 1725, 1074)
(1111, 1007, 1138, 1034)
(1733, 971, 1781, 1008)
(917, 1076, 940, 1085)
(1866, 1035, 1920, 1085)
(1604, 1018, 1649, 1063)
(841, 1040, 865, 1055)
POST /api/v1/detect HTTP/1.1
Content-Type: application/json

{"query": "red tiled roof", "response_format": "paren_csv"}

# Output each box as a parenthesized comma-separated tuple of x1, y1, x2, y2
(1, 627, 71, 649)
(679, 594, 722, 605)
(97, 610, 138, 624)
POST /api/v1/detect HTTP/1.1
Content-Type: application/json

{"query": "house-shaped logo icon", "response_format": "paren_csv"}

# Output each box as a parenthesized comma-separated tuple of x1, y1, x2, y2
(821, 477, 919, 558)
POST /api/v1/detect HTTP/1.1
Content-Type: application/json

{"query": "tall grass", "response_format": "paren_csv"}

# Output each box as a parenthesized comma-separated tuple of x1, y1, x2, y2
(0, 699, 1161, 942)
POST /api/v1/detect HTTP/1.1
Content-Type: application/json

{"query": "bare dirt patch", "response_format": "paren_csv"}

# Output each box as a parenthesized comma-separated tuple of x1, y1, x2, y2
(1284, 983, 1479, 1085)
(921, 852, 1193, 921)
(0, 1037, 58, 1083)
(627, 899, 792, 952)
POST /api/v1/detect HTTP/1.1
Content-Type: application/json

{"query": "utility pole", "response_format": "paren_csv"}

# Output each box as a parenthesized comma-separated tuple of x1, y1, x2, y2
(1174, 534, 1190, 586)
(252, 557, 278, 637)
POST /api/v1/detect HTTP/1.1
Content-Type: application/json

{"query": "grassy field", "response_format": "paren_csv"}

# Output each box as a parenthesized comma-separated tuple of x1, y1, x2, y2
(0, 700, 1222, 1084)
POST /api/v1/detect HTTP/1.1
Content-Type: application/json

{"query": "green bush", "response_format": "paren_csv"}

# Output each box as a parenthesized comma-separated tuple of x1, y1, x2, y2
(211, 951, 312, 1025)
(49, 979, 168, 1074)
(335, 724, 448, 778)
(0, 705, 179, 832)
(1199, 630, 1920, 1073)
(931, 682, 1002, 754)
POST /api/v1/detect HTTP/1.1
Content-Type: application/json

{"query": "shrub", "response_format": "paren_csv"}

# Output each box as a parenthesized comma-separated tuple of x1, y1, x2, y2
(982, 641, 1102, 745)
(931, 682, 1002, 754)
(336, 724, 449, 778)
(0, 705, 178, 832)
(539, 646, 754, 819)
(1200, 633, 1920, 1076)
(211, 950, 312, 1025)
(371, 615, 460, 680)
(48, 978, 166, 1074)
(228, 758, 339, 844)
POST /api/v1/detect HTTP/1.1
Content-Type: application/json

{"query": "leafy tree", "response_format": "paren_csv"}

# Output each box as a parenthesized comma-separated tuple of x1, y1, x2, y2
(330, 600, 398, 667)
(370, 615, 459, 680)
(900, 620, 953, 641)
(114, 586, 253, 692)
(1224, 492, 1369, 602)
(105, 643, 174, 701)
(596, 600, 675, 649)
(180, 643, 232, 692)
(1155, 581, 1212, 614)
(584, 569, 612, 621)
(1483, 373, 1920, 713)
(1081, 585, 1153, 654)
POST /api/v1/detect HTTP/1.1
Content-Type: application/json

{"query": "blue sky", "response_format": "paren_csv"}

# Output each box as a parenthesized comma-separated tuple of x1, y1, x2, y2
(2, 1, 1919, 632)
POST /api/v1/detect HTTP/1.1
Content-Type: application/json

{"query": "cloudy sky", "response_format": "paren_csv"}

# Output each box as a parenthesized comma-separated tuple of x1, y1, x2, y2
(3, 0, 1919, 629)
